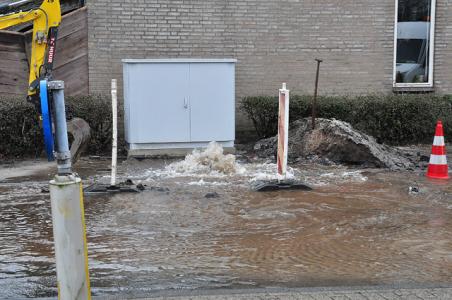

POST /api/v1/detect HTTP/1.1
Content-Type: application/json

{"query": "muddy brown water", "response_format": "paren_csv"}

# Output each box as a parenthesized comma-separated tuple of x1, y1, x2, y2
(0, 157, 451, 298)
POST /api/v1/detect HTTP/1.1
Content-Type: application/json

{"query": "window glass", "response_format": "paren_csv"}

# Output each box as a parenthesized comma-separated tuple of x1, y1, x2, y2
(395, 0, 434, 84)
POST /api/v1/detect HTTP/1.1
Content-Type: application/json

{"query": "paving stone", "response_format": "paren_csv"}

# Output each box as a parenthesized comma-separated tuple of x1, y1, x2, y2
(133, 288, 452, 300)
(359, 292, 394, 300)
(330, 295, 352, 300)
(343, 292, 370, 300)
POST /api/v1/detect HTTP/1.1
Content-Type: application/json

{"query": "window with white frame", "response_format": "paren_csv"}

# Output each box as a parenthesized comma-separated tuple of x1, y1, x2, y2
(393, 0, 436, 88)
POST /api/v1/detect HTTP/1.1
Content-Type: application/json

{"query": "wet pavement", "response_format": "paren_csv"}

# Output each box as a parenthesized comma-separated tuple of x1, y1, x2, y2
(0, 146, 451, 299)
(115, 286, 452, 300)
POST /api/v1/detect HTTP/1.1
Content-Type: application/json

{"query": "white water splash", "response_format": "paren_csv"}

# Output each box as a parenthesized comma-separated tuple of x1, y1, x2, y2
(246, 162, 295, 182)
(140, 142, 368, 187)
(146, 142, 246, 180)
(186, 179, 230, 186)
(320, 170, 368, 182)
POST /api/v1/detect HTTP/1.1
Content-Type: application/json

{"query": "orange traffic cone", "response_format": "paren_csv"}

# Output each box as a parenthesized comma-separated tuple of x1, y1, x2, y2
(426, 120, 449, 179)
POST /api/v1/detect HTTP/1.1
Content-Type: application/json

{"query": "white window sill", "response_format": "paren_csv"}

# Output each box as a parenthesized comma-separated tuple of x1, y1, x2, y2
(393, 85, 435, 93)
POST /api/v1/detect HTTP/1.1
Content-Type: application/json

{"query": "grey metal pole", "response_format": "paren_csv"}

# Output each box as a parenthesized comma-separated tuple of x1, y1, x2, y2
(48, 80, 72, 175)
(47, 80, 92, 299)
(312, 58, 323, 130)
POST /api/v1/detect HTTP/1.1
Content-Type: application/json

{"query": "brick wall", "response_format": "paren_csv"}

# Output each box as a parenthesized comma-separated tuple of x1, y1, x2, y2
(433, 0, 452, 94)
(87, 0, 452, 131)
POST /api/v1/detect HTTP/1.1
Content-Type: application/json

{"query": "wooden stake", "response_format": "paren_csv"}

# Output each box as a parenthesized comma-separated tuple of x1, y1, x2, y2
(277, 83, 290, 178)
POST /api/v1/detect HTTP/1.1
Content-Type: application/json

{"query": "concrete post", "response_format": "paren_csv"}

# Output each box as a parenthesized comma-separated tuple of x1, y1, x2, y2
(50, 175, 91, 300)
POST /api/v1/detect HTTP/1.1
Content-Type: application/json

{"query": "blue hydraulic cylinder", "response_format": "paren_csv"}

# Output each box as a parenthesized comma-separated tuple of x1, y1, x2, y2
(40, 80, 55, 161)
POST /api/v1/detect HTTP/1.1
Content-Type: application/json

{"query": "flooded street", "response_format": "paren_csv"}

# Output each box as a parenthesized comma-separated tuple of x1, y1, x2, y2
(0, 148, 451, 298)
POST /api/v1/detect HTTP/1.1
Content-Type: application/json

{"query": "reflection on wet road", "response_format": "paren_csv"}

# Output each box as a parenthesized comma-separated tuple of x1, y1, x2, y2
(0, 157, 451, 298)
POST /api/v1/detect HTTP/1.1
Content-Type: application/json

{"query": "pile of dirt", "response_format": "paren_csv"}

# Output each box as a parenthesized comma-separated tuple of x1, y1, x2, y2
(254, 118, 414, 170)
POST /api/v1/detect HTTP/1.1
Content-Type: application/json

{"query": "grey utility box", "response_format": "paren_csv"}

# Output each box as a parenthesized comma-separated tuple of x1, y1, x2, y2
(123, 59, 236, 156)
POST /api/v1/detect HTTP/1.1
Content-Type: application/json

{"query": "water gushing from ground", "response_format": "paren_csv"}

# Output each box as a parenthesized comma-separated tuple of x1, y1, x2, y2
(164, 142, 244, 176)
(0, 147, 451, 298)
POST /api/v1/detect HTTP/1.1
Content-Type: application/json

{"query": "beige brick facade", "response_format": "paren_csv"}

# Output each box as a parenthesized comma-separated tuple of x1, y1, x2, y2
(86, 0, 452, 130)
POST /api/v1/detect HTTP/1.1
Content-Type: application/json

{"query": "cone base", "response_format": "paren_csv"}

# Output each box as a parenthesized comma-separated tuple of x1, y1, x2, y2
(426, 174, 450, 180)
(427, 163, 449, 180)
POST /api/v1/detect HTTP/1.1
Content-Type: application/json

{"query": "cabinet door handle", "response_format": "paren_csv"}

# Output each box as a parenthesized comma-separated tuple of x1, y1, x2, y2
(184, 97, 189, 109)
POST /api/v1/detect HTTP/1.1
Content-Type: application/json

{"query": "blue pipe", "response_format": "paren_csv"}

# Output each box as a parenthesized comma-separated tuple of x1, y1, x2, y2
(40, 80, 55, 161)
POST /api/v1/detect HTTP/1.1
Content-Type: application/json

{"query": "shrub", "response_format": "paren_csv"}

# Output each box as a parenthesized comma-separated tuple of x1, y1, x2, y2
(0, 95, 112, 159)
(66, 95, 112, 155)
(241, 94, 452, 145)
(241, 96, 279, 138)
(0, 98, 43, 158)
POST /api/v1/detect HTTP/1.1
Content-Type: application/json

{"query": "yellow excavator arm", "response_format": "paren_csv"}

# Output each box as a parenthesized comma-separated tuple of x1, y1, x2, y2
(0, 0, 61, 99)
(0, 1, 90, 164)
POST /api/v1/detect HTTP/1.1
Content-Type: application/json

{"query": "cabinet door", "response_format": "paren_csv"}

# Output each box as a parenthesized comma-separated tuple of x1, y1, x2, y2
(189, 63, 235, 142)
(127, 63, 190, 143)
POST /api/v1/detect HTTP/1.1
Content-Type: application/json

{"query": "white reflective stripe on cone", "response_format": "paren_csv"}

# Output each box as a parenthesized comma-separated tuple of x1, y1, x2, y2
(433, 136, 445, 146)
(429, 154, 448, 165)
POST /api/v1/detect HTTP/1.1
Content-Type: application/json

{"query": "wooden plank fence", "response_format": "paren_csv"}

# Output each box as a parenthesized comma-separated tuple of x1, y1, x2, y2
(0, 7, 88, 98)
(0, 31, 29, 97)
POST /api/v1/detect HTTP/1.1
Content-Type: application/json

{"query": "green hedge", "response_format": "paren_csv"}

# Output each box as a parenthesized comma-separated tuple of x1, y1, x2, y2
(242, 94, 452, 145)
(0, 95, 112, 159)
(66, 95, 113, 155)
(0, 98, 43, 158)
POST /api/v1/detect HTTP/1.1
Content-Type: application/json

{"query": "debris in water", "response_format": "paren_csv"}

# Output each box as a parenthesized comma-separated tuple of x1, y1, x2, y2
(150, 186, 170, 193)
(205, 192, 220, 199)
(84, 183, 140, 195)
(83, 178, 143, 195)
(136, 183, 145, 191)
(251, 179, 312, 192)
(409, 186, 419, 194)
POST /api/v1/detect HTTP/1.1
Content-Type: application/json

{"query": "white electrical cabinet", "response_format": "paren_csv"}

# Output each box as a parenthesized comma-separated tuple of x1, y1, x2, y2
(123, 59, 236, 156)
